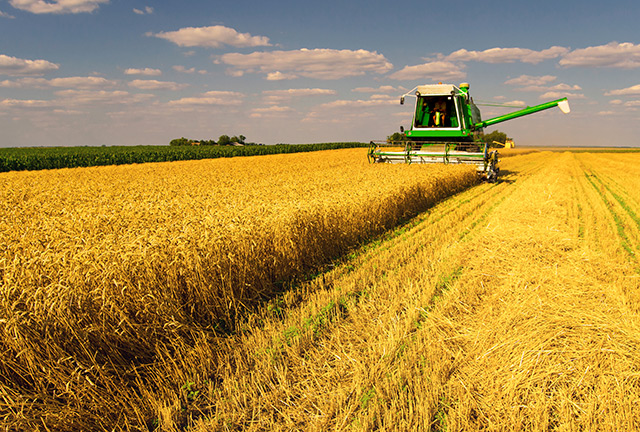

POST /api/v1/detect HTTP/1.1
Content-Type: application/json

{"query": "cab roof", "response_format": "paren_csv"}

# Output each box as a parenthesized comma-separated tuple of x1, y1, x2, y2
(416, 84, 458, 96)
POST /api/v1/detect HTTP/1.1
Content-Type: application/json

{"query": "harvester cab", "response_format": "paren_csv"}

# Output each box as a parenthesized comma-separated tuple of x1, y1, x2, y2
(368, 82, 570, 182)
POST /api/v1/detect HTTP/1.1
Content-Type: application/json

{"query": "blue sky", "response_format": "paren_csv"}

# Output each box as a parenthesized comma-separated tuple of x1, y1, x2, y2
(1, 0, 639, 147)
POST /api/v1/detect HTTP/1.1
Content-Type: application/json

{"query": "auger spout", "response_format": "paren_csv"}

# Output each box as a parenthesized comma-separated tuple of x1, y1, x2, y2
(473, 97, 570, 130)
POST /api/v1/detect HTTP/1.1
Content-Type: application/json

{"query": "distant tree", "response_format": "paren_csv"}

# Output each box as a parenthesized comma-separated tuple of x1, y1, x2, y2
(170, 137, 191, 146)
(218, 134, 231, 146)
(479, 130, 509, 148)
(238, 134, 246, 144)
(386, 132, 407, 143)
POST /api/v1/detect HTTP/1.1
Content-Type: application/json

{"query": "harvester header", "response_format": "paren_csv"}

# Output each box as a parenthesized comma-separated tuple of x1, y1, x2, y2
(368, 82, 570, 182)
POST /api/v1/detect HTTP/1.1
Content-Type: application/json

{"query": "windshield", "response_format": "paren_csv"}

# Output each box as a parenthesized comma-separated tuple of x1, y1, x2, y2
(414, 96, 459, 128)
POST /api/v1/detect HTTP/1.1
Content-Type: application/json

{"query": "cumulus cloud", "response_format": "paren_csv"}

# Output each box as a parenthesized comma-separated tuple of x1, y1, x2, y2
(605, 84, 640, 96)
(0, 54, 59, 76)
(173, 65, 207, 75)
(124, 67, 161, 76)
(173, 65, 194, 73)
(220, 48, 392, 80)
(504, 75, 581, 98)
(167, 90, 244, 106)
(504, 75, 557, 86)
(539, 91, 585, 100)
(9, 0, 109, 14)
(265, 71, 298, 81)
(522, 83, 582, 93)
(0, 9, 16, 18)
(319, 96, 397, 109)
(133, 6, 152, 15)
(446, 46, 569, 64)
(0, 76, 116, 89)
(302, 95, 397, 124)
(352, 85, 407, 93)
(128, 79, 188, 91)
(262, 88, 336, 103)
(0, 98, 54, 109)
(54, 89, 153, 106)
(388, 61, 465, 81)
(151, 25, 271, 48)
(250, 105, 294, 118)
(560, 42, 640, 68)
(1, 89, 153, 112)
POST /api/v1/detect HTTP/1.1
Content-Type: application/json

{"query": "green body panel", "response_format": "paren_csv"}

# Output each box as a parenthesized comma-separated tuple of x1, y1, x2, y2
(406, 129, 470, 138)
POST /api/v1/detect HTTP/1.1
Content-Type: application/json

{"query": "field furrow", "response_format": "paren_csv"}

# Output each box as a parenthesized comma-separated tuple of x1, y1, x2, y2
(0, 148, 477, 431)
(195, 152, 640, 431)
(3, 149, 640, 431)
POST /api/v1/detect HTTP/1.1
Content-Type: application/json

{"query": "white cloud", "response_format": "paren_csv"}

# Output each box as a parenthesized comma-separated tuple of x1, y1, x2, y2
(167, 90, 244, 106)
(173, 65, 196, 74)
(446, 46, 568, 64)
(0, 54, 59, 76)
(262, 88, 336, 103)
(1, 88, 155, 113)
(266, 71, 299, 81)
(605, 84, 640, 96)
(133, 6, 152, 15)
(124, 67, 162, 76)
(302, 95, 397, 124)
(151, 25, 271, 48)
(0, 9, 16, 18)
(388, 61, 465, 81)
(608, 99, 640, 108)
(352, 85, 406, 93)
(0, 98, 54, 109)
(539, 91, 585, 100)
(54, 89, 153, 106)
(504, 75, 581, 96)
(0, 76, 116, 89)
(319, 96, 397, 109)
(504, 75, 557, 86)
(220, 48, 393, 80)
(128, 79, 188, 91)
(522, 83, 582, 92)
(9, 0, 109, 14)
(560, 42, 640, 68)
(250, 105, 294, 118)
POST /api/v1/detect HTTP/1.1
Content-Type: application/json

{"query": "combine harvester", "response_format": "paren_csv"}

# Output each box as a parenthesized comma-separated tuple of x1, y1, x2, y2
(368, 83, 570, 182)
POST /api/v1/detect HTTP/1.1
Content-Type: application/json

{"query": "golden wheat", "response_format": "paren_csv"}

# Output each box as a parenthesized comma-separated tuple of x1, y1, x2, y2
(0, 148, 476, 431)
(191, 151, 640, 431)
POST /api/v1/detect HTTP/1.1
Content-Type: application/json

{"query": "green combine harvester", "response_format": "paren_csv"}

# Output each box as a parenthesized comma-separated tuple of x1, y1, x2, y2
(368, 82, 570, 182)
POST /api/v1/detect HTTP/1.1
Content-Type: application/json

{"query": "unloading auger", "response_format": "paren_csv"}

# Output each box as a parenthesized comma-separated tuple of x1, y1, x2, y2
(368, 82, 570, 182)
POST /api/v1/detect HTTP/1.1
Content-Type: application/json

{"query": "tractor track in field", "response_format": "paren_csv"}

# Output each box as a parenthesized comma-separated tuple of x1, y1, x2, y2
(204, 151, 620, 431)
(187, 151, 640, 431)
(7, 150, 640, 431)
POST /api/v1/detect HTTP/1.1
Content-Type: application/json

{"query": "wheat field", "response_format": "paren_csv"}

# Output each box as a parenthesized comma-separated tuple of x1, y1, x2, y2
(3, 148, 640, 431)
(194, 150, 640, 431)
(0, 148, 476, 431)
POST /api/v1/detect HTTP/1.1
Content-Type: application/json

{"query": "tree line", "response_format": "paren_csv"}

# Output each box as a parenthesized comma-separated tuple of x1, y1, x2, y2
(170, 134, 251, 146)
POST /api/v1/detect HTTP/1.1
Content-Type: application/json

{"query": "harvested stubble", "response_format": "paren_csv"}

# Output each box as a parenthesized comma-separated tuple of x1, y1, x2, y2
(191, 151, 640, 431)
(0, 148, 476, 430)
